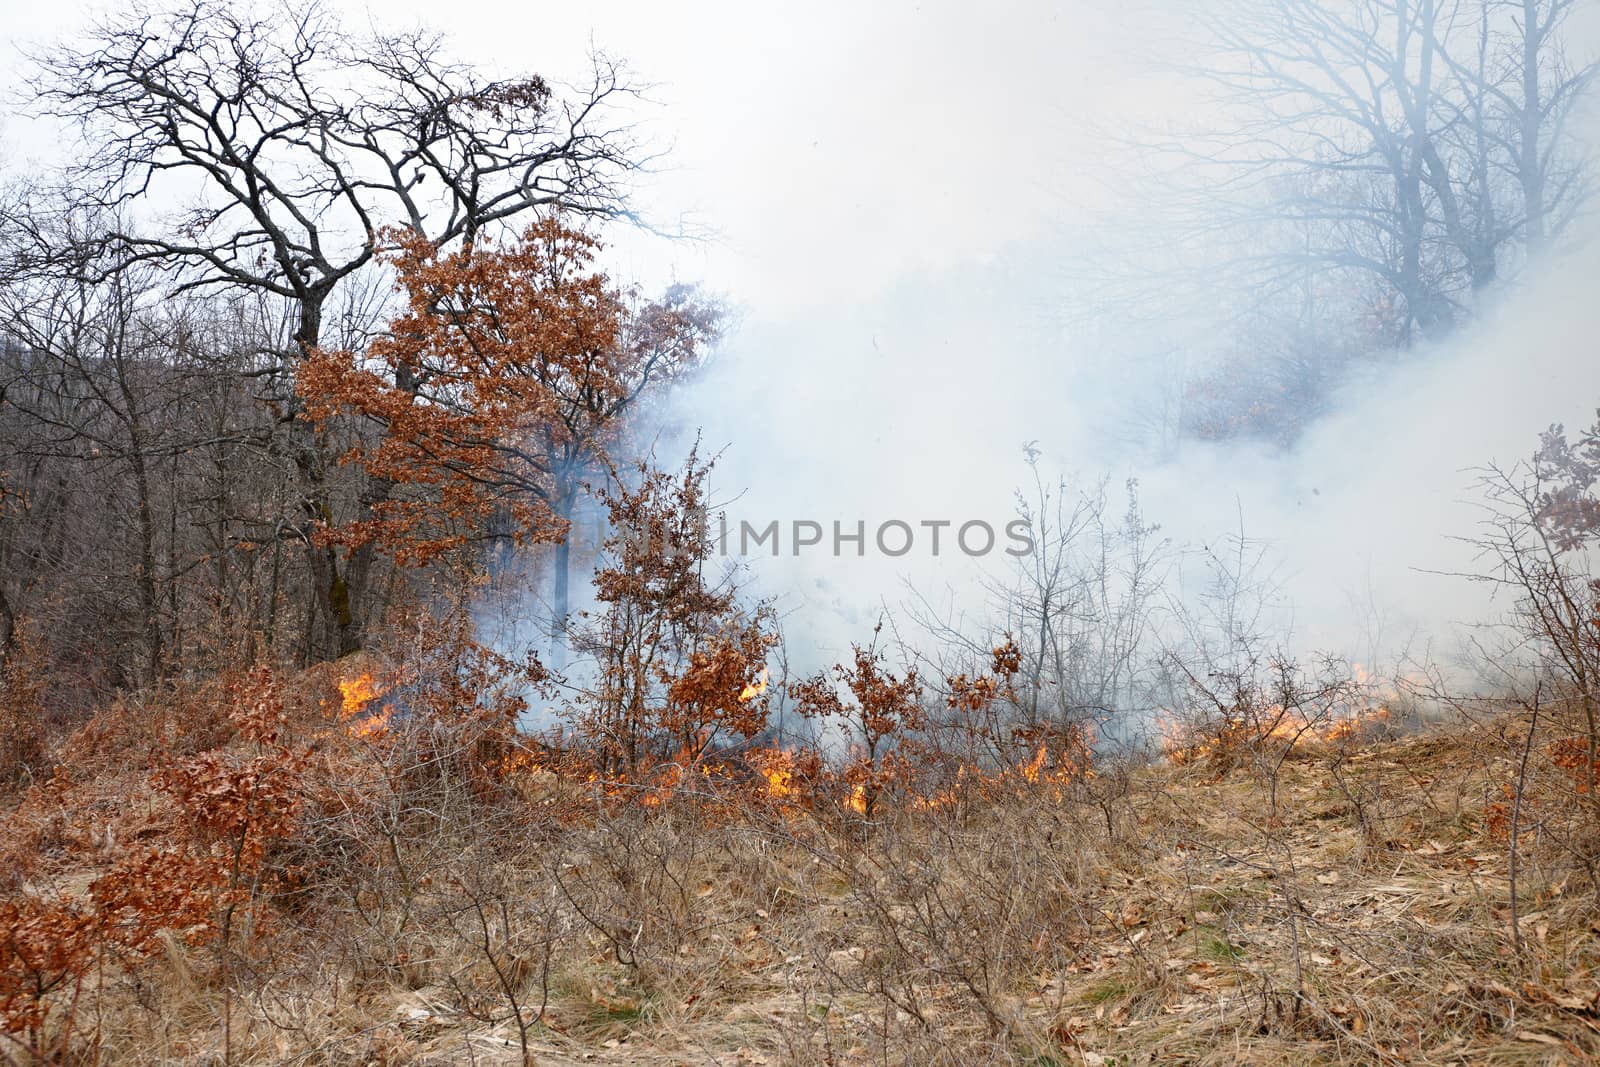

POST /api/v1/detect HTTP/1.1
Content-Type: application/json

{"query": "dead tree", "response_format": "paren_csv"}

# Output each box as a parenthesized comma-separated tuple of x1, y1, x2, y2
(1184, 0, 1593, 339)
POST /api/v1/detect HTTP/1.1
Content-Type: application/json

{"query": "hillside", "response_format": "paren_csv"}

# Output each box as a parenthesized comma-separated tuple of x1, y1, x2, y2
(3, 666, 1597, 1066)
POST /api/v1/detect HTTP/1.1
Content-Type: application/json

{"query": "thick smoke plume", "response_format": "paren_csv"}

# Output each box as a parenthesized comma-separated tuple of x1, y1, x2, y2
(660, 218, 1600, 696)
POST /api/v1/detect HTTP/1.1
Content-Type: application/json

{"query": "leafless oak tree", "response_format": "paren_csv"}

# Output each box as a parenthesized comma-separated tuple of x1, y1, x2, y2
(1184, 0, 1593, 342)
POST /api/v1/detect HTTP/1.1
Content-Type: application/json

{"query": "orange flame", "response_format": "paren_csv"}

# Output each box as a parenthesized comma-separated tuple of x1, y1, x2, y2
(1159, 700, 1394, 766)
(738, 667, 769, 703)
(750, 747, 795, 800)
(337, 671, 393, 739)
(848, 783, 868, 814)
(640, 763, 684, 808)
(339, 673, 381, 717)
(1020, 743, 1049, 784)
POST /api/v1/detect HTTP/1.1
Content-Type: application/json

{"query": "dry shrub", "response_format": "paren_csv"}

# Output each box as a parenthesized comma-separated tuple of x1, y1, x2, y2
(0, 668, 310, 1063)
(0, 848, 220, 1063)
(788, 800, 1113, 1062)
(8, 649, 1600, 1065)
(565, 448, 777, 780)
(5, 428, 1599, 1065)
(0, 627, 49, 793)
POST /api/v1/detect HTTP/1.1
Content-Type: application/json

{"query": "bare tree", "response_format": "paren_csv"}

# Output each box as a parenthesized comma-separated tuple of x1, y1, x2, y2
(22, 0, 639, 351)
(908, 460, 1172, 754)
(1103, 0, 1595, 448)
(0, 262, 181, 687)
(1435, 0, 1595, 255)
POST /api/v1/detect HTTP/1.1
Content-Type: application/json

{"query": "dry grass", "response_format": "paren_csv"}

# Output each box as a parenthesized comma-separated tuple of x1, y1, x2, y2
(5, 705, 1600, 1066)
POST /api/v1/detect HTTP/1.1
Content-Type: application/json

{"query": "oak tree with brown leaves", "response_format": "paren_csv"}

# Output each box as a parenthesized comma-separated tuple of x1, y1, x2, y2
(792, 626, 925, 816)
(299, 219, 721, 630)
(568, 448, 774, 778)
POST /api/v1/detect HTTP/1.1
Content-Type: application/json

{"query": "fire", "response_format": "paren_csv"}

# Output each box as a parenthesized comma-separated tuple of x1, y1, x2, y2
(1322, 706, 1391, 743)
(640, 763, 684, 808)
(486, 717, 1103, 820)
(738, 667, 769, 703)
(339, 672, 381, 717)
(495, 734, 1103, 817)
(337, 670, 394, 739)
(911, 766, 966, 811)
(1020, 743, 1049, 784)
(750, 747, 795, 800)
(1159, 701, 1395, 766)
(1003, 733, 1096, 800)
(348, 706, 395, 739)
(848, 782, 868, 814)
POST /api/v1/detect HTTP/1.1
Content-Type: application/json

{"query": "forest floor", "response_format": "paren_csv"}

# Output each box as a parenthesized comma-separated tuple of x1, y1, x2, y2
(4, 681, 1599, 1066)
(439, 727, 1600, 1066)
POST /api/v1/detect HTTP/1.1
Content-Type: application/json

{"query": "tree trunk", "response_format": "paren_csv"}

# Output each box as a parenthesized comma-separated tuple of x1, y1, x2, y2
(551, 488, 576, 642)
(1521, 0, 1548, 253)
(0, 585, 15, 669)
(128, 444, 163, 685)
(290, 291, 369, 661)
(111, 335, 164, 686)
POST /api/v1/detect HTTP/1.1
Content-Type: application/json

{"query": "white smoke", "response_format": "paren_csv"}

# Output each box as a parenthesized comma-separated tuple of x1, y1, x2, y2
(658, 218, 1600, 691)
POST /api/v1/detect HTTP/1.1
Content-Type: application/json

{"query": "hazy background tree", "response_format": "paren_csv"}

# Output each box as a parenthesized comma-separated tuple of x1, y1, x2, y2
(1089, 0, 1595, 449)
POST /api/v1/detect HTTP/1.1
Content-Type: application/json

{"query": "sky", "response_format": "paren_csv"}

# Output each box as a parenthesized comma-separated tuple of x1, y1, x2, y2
(0, 0, 1167, 305)
(3, 0, 1599, 681)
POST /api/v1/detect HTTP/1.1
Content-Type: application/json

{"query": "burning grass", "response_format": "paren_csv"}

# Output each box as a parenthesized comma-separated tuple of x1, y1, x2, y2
(2, 661, 1598, 1065)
